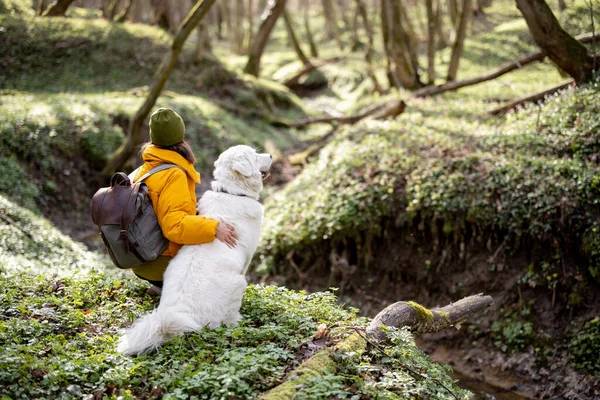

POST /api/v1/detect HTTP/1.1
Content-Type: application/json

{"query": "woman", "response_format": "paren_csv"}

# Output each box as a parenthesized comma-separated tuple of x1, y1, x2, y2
(131, 108, 237, 293)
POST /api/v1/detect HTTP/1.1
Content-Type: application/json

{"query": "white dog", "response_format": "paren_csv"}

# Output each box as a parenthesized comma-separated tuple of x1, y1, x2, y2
(117, 145, 272, 355)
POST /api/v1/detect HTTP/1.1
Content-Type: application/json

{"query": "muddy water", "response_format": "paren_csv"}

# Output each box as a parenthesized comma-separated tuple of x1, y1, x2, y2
(417, 340, 534, 400)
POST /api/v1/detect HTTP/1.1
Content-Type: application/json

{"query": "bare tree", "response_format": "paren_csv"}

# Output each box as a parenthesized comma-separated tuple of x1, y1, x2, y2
(283, 9, 311, 65)
(116, 0, 136, 22)
(447, 0, 472, 81)
(244, 0, 287, 76)
(102, 0, 218, 176)
(36, 0, 49, 15)
(426, 0, 436, 84)
(44, 0, 76, 16)
(304, 0, 320, 57)
(516, 0, 596, 83)
(322, 0, 344, 49)
(247, 0, 255, 50)
(233, 0, 246, 53)
(381, 0, 421, 89)
(356, 0, 385, 93)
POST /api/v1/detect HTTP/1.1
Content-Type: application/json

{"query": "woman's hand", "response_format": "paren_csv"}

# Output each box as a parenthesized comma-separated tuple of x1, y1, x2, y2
(215, 221, 238, 248)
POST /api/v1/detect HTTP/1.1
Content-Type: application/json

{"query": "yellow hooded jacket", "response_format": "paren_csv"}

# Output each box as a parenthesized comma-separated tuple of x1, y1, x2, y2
(131, 145, 219, 280)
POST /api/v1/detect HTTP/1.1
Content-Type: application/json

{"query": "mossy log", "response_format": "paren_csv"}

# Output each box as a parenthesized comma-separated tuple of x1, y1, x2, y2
(366, 293, 495, 342)
(261, 293, 493, 398)
(261, 333, 365, 400)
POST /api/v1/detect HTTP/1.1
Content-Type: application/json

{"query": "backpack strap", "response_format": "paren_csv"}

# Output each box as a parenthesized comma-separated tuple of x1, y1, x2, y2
(130, 163, 184, 183)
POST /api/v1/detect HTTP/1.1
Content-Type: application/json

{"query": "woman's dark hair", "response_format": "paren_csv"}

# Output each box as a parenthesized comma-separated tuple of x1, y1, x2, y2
(141, 141, 196, 164)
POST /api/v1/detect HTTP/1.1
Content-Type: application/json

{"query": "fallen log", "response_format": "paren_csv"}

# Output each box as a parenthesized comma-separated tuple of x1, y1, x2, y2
(488, 79, 573, 116)
(261, 293, 494, 399)
(283, 57, 343, 89)
(366, 293, 495, 342)
(412, 32, 599, 98)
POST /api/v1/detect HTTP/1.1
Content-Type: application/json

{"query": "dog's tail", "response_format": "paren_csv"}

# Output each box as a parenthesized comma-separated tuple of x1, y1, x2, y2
(117, 308, 199, 355)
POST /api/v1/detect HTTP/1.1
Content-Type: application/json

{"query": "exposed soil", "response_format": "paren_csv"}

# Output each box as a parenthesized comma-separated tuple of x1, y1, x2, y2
(254, 220, 600, 399)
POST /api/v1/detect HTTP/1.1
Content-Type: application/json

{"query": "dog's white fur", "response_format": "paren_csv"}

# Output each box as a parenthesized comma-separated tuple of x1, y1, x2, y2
(117, 145, 272, 355)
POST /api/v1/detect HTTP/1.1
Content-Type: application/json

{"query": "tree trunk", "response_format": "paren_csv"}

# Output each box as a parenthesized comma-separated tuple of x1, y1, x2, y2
(322, 0, 344, 49)
(448, 0, 458, 40)
(243, 0, 287, 76)
(215, 2, 223, 39)
(36, 0, 49, 15)
(426, 0, 436, 84)
(398, 0, 420, 76)
(381, 0, 420, 89)
(516, 0, 596, 83)
(557, 0, 566, 11)
(283, 9, 311, 65)
(233, 0, 245, 53)
(106, 0, 121, 20)
(304, 0, 320, 57)
(435, 0, 449, 47)
(356, 0, 385, 93)
(247, 0, 254, 51)
(102, 0, 217, 177)
(191, 0, 211, 61)
(447, 0, 472, 81)
(44, 0, 77, 16)
(116, 0, 136, 22)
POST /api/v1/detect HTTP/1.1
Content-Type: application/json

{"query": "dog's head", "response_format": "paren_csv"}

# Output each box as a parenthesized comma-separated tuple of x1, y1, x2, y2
(213, 145, 272, 198)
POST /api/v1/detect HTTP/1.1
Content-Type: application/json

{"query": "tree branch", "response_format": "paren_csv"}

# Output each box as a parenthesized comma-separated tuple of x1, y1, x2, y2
(413, 32, 600, 98)
(488, 79, 574, 115)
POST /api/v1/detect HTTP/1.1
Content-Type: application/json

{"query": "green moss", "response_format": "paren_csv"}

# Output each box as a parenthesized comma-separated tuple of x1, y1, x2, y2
(407, 301, 434, 324)
(569, 316, 600, 375)
(437, 311, 451, 324)
(0, 0, 33, 16)
(0, 195, 109, 276)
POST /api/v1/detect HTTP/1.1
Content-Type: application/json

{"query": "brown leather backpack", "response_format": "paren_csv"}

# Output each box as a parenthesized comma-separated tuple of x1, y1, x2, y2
(91, 164, 181, 269)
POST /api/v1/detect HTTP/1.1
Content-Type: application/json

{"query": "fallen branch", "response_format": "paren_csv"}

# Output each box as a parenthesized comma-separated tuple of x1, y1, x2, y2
(261, 293, 493, 399)
(283, 56, 343, 89)
(286, 100, 406, 164)
(366, 293, 495, 342)
(286, 99, 405, 129)
(412, 32, 600, 98)
(488, 79, 574, 116)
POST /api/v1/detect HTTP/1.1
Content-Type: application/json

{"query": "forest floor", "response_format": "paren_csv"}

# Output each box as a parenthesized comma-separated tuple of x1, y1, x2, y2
(1, 0, 600, 398)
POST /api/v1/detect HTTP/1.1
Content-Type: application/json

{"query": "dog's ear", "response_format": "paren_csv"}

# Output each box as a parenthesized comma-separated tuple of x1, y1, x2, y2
(232, 154, 254, 177)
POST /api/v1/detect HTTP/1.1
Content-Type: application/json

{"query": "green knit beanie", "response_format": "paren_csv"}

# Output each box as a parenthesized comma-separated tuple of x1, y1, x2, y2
(149, 108, 185, 147)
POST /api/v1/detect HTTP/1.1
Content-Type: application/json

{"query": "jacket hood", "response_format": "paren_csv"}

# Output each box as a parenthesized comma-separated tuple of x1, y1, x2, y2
(141, 145, 201, 184)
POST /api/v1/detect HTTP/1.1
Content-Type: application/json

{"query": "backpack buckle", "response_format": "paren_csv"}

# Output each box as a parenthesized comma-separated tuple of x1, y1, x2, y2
(120, 229, 129, 250)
